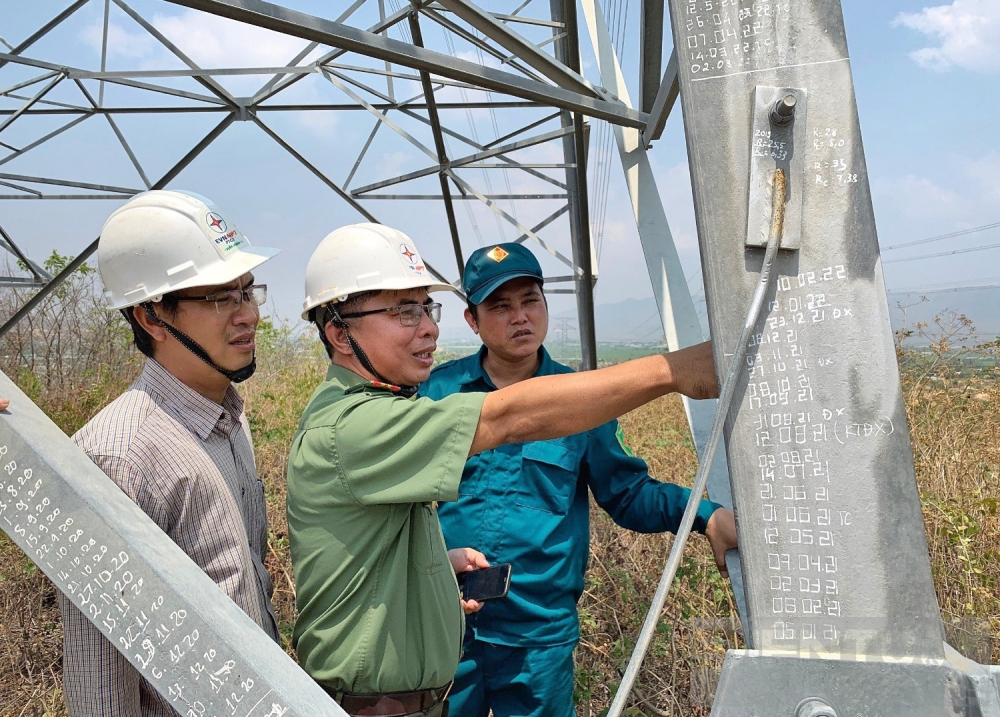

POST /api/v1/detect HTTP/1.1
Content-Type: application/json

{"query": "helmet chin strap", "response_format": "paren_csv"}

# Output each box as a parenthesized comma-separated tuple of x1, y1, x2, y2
(324, 304, 418, 398)
(141, 303, 257, 384)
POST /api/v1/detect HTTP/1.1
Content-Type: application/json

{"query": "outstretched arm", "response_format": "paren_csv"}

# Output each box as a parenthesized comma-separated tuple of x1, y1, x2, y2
(471, 341, 717, 456)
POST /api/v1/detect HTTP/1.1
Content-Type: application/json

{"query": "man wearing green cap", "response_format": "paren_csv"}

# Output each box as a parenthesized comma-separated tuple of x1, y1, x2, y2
(420, 242, 738, 717)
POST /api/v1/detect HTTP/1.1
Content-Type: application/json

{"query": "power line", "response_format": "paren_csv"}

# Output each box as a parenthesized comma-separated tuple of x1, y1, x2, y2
(883, 241, 1000, 264)
(881, 221, 1000, 251)
(889, 281, 1000, 296)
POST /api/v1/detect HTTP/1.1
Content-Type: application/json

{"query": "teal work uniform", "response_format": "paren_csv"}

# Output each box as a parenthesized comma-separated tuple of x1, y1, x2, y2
(420, 346, 722, 717)
(287, 364, 487, 696)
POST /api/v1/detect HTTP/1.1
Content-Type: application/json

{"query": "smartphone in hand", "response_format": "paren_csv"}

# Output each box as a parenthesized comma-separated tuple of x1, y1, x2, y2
(457, 563, 512, 602)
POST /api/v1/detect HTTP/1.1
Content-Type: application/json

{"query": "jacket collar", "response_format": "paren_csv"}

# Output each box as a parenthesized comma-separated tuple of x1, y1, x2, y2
(456, 344, 555, 390)
(139, 358, 243, 441)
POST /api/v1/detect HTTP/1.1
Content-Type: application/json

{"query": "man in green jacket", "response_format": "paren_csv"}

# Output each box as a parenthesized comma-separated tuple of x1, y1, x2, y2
(286, 223, 727, 717)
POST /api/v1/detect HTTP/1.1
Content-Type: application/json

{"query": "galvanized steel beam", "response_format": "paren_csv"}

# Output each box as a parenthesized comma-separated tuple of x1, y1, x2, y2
(159, 0, 649, 128)
(639, 0, 664, 115)
(550, 0, 597, 371)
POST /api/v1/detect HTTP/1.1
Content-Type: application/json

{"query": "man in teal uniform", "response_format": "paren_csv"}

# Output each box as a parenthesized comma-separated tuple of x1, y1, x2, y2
(420, 243, 738, 717)
(287, 224, 728, 717)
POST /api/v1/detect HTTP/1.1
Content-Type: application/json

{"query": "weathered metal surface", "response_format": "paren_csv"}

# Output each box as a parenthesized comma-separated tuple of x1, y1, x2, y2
(667, 0, 946, 659)
(0, 371, 344, 717)
(711, 647, 1000, 716)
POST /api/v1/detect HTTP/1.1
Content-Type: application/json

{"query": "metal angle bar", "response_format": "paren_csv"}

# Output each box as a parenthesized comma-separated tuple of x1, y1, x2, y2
(0, 71, 60, 97)
(433, 0, 599, 98)
(0, 102, 541, 116)
(0, 35, 13, 51)
(396, 107, 570, 188)
(639, 0, 664, 114)
(1, 91, 85, 113)
(0, 52, 230, 106)
(0, 0, 91, 71)
(407, 10, 465, 280)
(447, 169, 580, 273)
(378, 0, 395, 101)
(160, 0, 648, 128)
(250, 0, 366, 103)
(360, 193, 568, 199)
(461, 163, 573, 168)
(542, 288, 573, 293)
(0, 277, 48, 287)
(324, 61, 481, 90)
(642, 48, 677, 145)
(322, 70, 439, 164)
(541, 274, 574, 282)
(0, 193, 142, 200)
(0, 223, 52, 281)
(0, 113, 235, 340)
(112, 0, 238, 106)
(351, 126, 572, 195)
(0, 72, 66, 135)
(74, 80, 152, 189)
(0, 172, 139, 194)
(427, 3, 564, 27)
(99, 0, 110, 105)
(492, 12, 562, 27)
(75, 66, 322, 80)
(321, 67, 566, 192)
(0, 180, 42, 195)
(512, 203, 569, 243)
(0, 113, 89, 169)
(418, 8, 548, 82)
(344, 119, 382, 190)
(251, 115, 379, 222)
(485, 110, 560, 146)
(551, 0, 596, 370)
(249, 2, 420, 106)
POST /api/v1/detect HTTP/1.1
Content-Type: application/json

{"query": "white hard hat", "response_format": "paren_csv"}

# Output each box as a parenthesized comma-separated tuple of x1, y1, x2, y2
(302, 223, 453, 320)
(99, 190, 279, 310)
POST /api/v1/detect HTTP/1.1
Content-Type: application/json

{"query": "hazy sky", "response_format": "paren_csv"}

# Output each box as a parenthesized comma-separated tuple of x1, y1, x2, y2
(1, 0, 998, 339)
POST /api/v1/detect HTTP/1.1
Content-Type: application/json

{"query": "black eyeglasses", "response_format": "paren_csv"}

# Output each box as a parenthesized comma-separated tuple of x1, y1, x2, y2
(175, 284, 267, 314)
(339, 302, 442, 327)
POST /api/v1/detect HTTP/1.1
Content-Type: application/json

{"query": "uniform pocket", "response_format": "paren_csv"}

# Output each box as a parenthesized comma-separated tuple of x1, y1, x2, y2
(412, 503, 450, 575)
(517, 439, 580, 515)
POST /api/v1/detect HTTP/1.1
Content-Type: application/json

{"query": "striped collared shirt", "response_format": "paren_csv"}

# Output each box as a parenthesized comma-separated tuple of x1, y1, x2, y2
(59, 358, 278, 716)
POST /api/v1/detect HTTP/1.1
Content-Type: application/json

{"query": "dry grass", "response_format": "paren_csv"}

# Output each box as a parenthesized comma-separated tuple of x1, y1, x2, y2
(0, 331, 996, 716)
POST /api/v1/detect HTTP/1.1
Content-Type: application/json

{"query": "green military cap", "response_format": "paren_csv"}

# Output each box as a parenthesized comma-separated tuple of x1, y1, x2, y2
(463, 242, 544, 305)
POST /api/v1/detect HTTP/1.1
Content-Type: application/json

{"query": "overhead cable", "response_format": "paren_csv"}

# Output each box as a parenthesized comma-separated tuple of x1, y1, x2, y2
(881, 220, 1000, 251)
(883, 241, 1000, 264)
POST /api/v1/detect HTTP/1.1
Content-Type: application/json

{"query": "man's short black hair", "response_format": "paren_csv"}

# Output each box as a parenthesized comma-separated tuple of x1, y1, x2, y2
(122, 294, 180, 358)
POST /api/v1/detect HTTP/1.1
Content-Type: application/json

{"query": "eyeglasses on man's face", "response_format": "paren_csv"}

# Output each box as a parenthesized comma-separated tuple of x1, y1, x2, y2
(176, 284, 268, 314)
(340, 301, 442, 327)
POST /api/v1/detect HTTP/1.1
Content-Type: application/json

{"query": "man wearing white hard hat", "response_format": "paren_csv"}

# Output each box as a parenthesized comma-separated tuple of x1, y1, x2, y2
(287, 223, 719, 717)
(59, 190, 280, 716)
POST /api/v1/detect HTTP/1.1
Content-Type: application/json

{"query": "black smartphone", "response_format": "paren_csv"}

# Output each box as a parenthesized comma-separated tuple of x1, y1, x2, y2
(456, 563, 512, 602)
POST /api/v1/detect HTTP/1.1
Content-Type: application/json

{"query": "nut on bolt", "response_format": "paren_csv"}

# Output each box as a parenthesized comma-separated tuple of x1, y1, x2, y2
(795, 698, 837, 717)
(770, 94, 797, 126)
